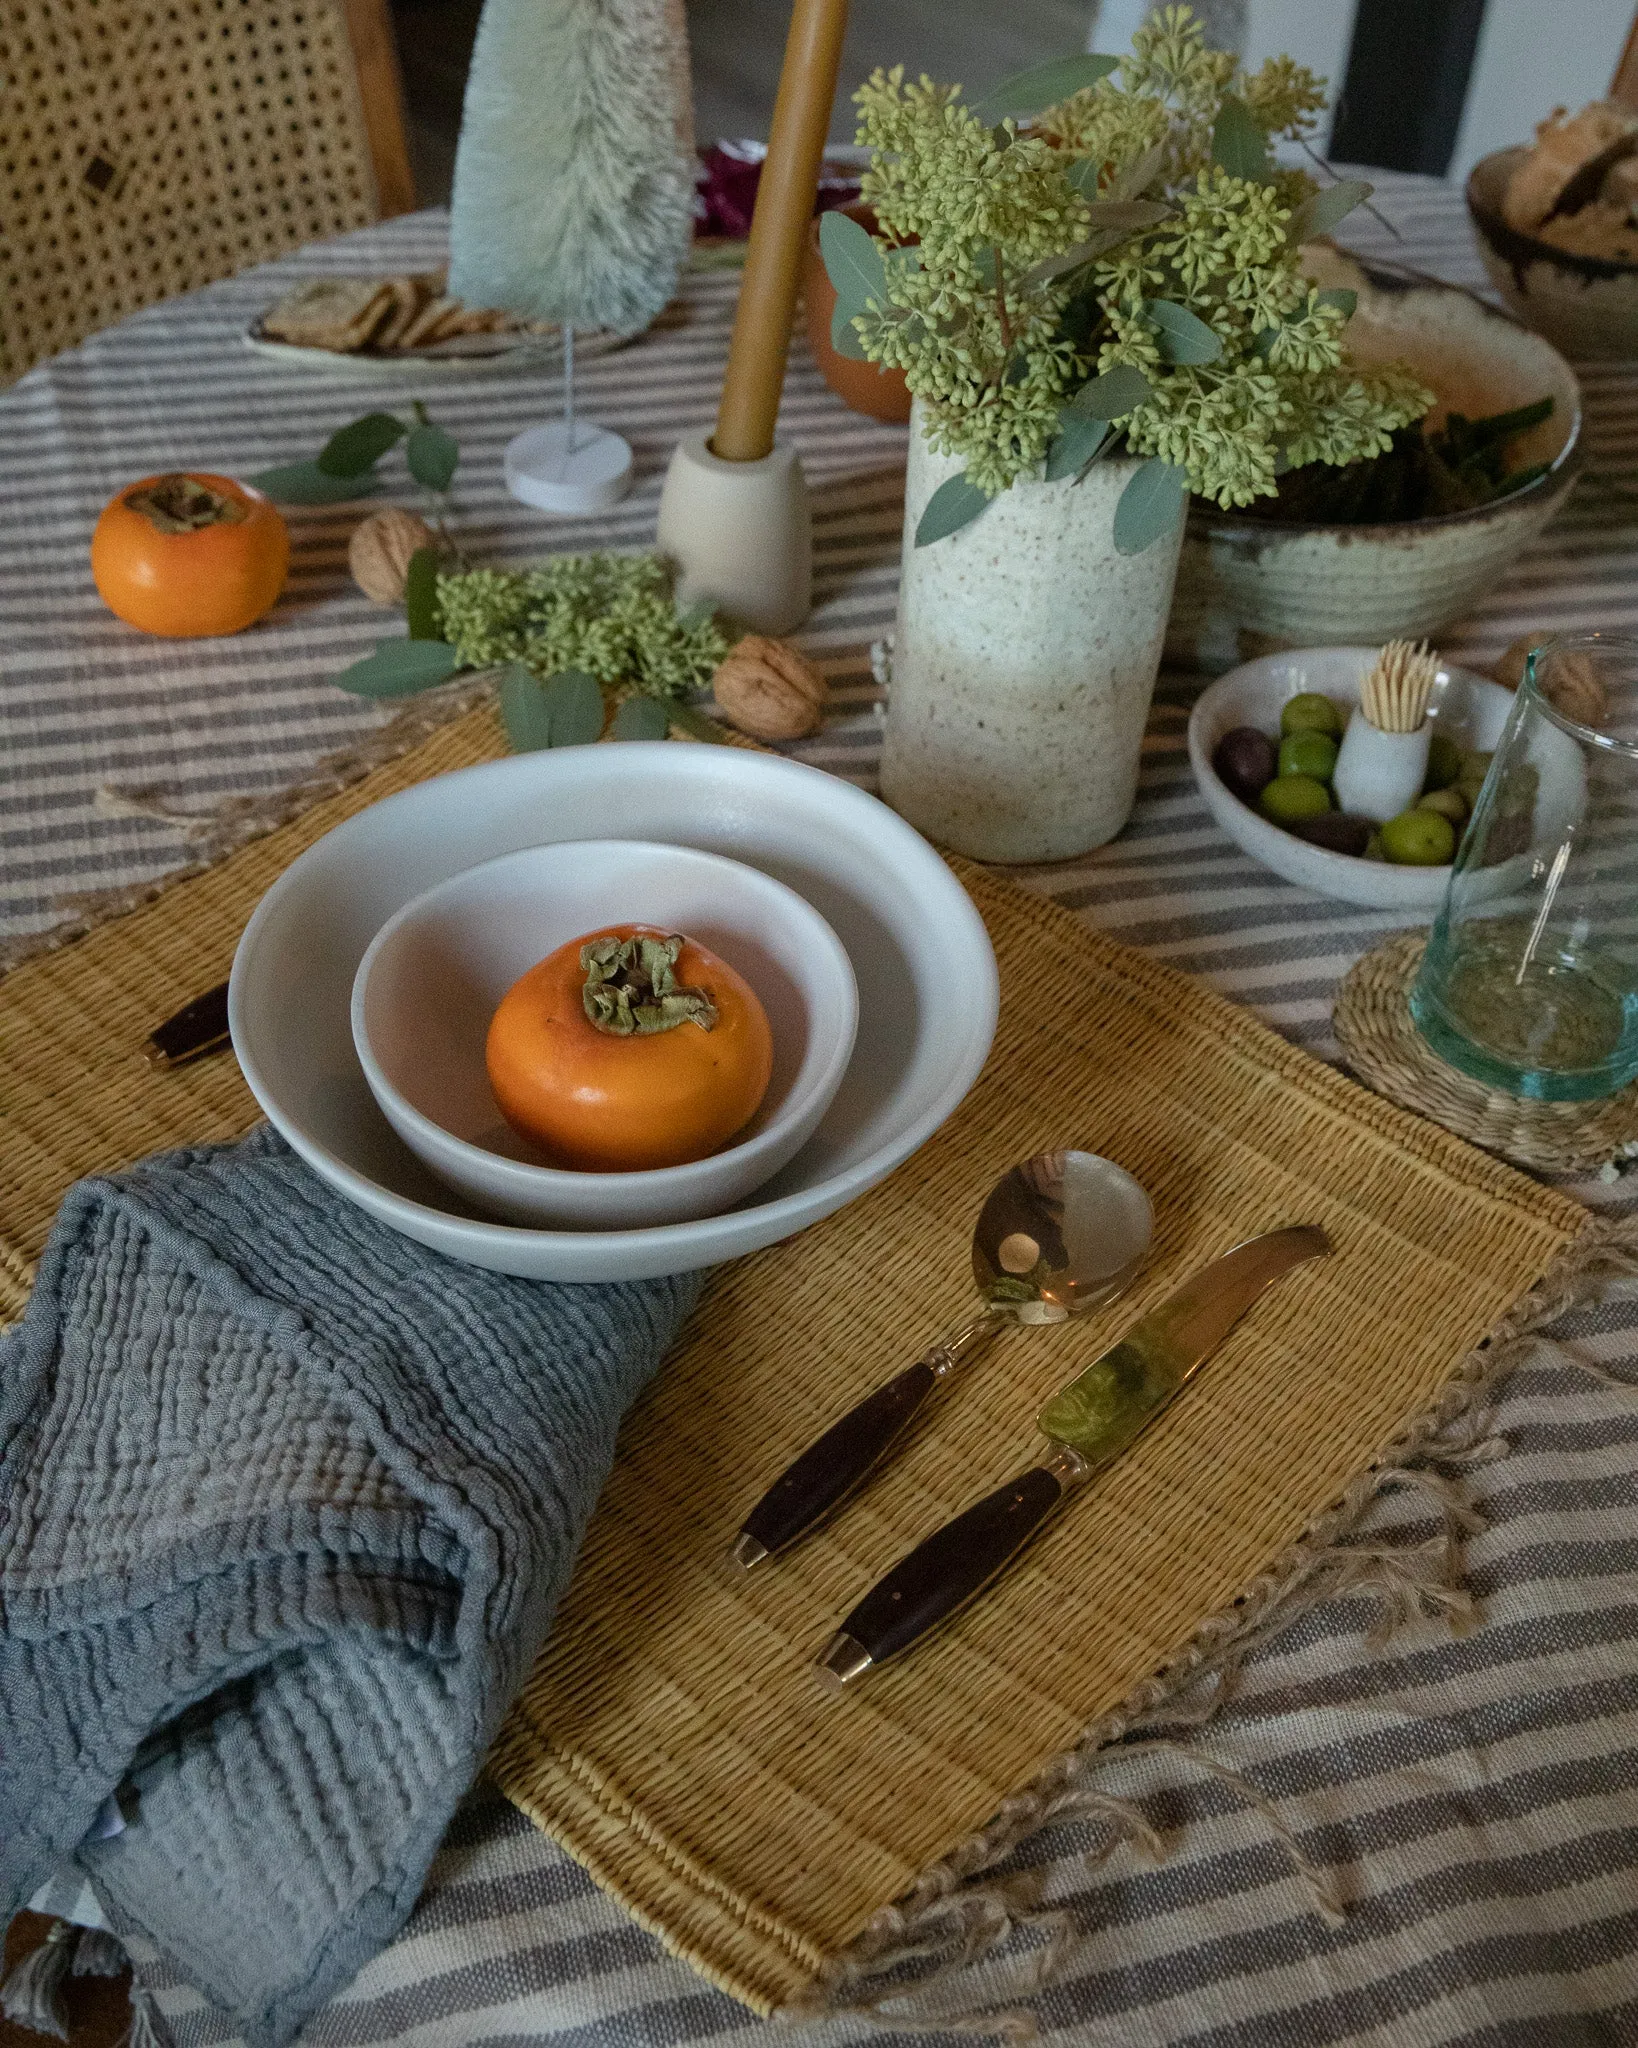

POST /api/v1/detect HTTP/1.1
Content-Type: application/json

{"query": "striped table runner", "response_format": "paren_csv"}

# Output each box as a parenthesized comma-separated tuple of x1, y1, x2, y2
(6, 174, 1638, 2043)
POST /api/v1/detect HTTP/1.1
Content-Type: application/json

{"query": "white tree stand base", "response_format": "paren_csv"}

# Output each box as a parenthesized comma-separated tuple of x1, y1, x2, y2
(656, 430, 811, 633)
(505, 422, 633, 515)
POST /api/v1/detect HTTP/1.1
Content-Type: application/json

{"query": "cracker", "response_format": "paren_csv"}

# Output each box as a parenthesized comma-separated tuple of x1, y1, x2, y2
(262, 276, 392, 350)
(397, 293, 462, 349)
(372, 275, 429, 351)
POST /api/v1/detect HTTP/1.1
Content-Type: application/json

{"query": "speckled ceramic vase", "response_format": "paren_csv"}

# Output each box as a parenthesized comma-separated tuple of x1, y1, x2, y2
(882, 403, 1184, 862)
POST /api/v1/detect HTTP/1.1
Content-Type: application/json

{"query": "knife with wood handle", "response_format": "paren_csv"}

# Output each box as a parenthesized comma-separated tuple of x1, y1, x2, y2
(815, 1224, 1331, 1687)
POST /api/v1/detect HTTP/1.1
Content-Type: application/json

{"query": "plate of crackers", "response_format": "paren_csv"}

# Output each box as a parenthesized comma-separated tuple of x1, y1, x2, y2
(247, 270, 625, 372)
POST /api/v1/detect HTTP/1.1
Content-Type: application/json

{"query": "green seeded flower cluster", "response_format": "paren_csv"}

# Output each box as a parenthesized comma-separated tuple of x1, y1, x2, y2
(435, 555, 728, 702)
(849, 4, 1431, 512)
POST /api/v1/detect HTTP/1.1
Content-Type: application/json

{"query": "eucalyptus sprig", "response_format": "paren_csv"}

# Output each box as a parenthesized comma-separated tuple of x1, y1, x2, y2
(823, 4, 1433, 554)
(252, 400, 462, 532)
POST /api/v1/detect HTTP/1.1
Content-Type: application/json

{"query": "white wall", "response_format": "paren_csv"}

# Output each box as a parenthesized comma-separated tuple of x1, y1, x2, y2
(1448, 0, 1632, 182)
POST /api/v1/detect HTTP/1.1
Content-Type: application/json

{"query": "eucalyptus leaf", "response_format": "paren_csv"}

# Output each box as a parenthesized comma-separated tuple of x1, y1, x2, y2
(830, 297, 869, 360)
(1065, 156, 1103, 201)
(249, 460, 381, 505)
(971, 246, 1000, 289)
(1067, 362, 1152, 420)
(1144, 298, 1222, 365)
(1314, 285, 1358, 321)
(405, 421, 459, 492)
(1017, 207, 1169, 289)
(1210, 94, 1272, 183)
(403, 545, 442, 640)
(610, 695, 671, 741)
(541, 668, 606, 747)
(316, 411, 406, 479)
(1112, 457, 1187, 556)
(1104, 141, 1168, 203)
(674, 596, 717, 631)
(819, 209, 887, 308)
(334, 638, 460, 698)
(969, 53, 1118, 124)
(914, 471, 991, 547)
(667, 700, 733, 744)
(1284, 177, 1373, 246)
(498, 665, 554, 752)
(1045, 413, 1109, 481)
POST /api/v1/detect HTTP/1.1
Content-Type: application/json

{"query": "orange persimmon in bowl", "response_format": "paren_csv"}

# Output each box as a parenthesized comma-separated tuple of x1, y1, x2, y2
(91, 472, 289, 637)
(486, 924, 774, 1173)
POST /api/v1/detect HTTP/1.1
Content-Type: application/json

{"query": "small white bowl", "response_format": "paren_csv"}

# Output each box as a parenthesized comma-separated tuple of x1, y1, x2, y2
(1188, 648, 1517, 909)
(351, 841, 859, 1230)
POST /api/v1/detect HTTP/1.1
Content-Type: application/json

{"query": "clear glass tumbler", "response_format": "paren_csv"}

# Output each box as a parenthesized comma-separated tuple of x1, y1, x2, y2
(1410, 631, 1638, 1102)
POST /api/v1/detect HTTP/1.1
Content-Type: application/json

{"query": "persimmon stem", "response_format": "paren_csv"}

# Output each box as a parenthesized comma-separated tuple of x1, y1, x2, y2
(580, 932, 718, 1036)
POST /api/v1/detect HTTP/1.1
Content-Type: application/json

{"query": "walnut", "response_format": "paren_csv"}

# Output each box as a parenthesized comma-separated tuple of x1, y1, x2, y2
(710, 636, 827, 741)
(1493, 634, 1541, 690)
(349, 508, 435, 604)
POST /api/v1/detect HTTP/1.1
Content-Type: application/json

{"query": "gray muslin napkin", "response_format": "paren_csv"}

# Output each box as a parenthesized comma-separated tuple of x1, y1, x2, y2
(0, 1126, 700, 2047)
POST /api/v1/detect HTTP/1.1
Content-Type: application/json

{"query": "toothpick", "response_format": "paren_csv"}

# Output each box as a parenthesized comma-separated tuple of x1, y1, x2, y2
(1361, 639, 1439, 733)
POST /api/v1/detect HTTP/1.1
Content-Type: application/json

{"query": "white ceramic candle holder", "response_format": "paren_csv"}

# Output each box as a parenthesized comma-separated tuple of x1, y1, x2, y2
(656, 430, 812, 633)
(1332, 711, 1431, 823)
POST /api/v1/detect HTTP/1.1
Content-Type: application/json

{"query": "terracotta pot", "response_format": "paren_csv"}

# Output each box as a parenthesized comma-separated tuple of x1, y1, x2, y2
(801, 203, 913, 424)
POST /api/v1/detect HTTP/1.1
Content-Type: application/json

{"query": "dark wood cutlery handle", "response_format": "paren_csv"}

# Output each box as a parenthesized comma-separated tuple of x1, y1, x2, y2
(824, 1464, 1065, 1675)
(736, 1362, 941, 1562)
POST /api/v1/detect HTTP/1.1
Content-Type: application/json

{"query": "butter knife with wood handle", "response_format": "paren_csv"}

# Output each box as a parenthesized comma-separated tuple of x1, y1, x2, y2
(816, 1224, 1331, 1687)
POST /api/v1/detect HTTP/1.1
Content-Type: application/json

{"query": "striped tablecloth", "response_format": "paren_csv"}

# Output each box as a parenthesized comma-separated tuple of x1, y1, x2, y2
(7, 174, 1638, 2045)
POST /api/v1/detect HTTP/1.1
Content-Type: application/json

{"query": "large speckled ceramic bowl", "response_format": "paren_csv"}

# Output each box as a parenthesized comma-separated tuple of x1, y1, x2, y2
(1467, 146, 1638, 361)
(1166, 245, 1581, 674)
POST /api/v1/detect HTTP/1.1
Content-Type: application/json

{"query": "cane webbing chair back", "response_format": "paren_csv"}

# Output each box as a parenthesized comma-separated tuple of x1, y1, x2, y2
(0, 0, 414, 382)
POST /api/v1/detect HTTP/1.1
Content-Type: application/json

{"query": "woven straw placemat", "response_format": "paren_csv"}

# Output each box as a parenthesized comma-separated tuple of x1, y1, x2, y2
(1334, 930, 1638, 1173)
(0, 703, 1588, 2019)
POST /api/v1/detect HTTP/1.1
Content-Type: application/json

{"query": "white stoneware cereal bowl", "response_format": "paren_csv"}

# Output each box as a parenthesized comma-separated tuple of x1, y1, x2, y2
(229, 744, 998, 1282)
(1189, 648, 1517, 910)
(351, 841, 859, 1231)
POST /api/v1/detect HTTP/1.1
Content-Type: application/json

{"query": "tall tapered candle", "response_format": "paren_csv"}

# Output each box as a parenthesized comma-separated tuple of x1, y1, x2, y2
(713, 0, 850, 462)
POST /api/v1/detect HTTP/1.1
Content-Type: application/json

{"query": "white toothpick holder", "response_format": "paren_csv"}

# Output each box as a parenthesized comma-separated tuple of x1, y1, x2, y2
(1332, 712, 1431, 823)
(656, 430, 812, 633)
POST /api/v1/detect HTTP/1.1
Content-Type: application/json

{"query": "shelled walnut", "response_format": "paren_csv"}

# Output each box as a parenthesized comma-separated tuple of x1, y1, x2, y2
(349, 508, 435, 604)
(710, 635, 827, 740)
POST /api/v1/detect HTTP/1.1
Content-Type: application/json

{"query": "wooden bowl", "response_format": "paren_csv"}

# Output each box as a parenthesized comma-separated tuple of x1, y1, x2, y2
(801, 203, 913, 424)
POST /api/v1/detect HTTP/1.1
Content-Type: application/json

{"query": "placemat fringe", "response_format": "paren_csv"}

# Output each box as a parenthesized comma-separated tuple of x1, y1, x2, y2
(789, 1212, 1638, 2033)
(0, 677, 496, 981)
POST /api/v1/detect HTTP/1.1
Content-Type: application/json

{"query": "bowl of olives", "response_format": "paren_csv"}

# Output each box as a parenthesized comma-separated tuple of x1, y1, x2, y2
(1187, 647, 1518, 908)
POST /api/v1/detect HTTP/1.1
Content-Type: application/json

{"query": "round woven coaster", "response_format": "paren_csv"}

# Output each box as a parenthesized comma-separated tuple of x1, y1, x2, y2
(1333, 931, 1638, 1173)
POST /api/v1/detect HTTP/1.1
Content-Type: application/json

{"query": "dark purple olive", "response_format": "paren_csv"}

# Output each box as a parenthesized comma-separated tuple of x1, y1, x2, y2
(1290, 811, 1373, 857)
(1213, 726, 1277, 804)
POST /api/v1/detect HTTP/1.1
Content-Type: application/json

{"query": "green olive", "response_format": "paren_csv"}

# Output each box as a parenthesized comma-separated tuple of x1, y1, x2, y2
(1380, 807, 1457, 866)
(1415, 786, 1468, 824)
(1280, 691, 1343, 740)
(1424, 733, 1463, 792)
(1363, 829, 1386, 862)
(1258, 773, 1333, 824)
(1278, 730, 1338, 782)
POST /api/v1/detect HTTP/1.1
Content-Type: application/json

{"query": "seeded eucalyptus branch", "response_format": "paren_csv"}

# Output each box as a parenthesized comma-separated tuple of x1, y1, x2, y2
(822, 3, 1433, 553)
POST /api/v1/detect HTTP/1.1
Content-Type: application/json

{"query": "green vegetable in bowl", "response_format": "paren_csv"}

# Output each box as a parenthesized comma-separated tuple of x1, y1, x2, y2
(1259, 773, 1332, 824)
(1425, 732, 1463, 791)
(1416, 786, 1468, 825)
(1280, 692, 1343, 740)
(1278, 730, 1339, 782)
(1380, 807, 1457, 865)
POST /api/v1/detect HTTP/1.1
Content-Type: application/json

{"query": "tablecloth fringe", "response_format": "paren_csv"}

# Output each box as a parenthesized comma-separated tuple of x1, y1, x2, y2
(784, 1212, 1638, 2041)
